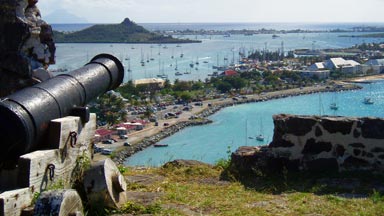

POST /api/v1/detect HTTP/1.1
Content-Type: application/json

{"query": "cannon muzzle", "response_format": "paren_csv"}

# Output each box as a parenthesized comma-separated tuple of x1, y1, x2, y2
(0, 54, 124, 162)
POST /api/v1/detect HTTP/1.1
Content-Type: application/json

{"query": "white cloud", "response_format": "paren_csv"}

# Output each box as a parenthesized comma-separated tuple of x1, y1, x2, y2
(38, 0, 384, 23)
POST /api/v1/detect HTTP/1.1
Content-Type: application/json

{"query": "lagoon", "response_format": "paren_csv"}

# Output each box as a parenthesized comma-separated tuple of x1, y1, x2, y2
(125, 81, 384, 167)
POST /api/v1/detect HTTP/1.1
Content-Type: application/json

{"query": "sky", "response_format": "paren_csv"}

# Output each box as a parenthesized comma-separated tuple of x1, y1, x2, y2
(38, 0, 384, 24)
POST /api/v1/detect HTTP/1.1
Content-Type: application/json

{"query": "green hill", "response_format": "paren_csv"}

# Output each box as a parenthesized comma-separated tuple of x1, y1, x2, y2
(53, 18, 200, 43)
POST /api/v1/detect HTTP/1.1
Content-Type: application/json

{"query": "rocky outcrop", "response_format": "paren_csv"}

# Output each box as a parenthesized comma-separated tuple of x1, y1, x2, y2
(231, 114, 384, 174)
(0, 0, 55, 97)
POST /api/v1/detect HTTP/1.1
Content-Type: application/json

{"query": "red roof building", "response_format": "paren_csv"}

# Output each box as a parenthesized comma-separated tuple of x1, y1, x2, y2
(220, 69, 238, 76)
(95, 128, 115, 142)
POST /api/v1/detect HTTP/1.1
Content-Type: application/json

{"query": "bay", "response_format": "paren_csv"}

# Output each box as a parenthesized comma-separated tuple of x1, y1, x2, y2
(125, 81, 384, 167)
(52, 23, 384, 83)
(50, 23, 384, 166)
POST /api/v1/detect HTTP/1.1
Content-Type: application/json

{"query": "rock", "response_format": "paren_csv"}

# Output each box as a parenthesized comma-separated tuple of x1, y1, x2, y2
(163, 159, 211, 168)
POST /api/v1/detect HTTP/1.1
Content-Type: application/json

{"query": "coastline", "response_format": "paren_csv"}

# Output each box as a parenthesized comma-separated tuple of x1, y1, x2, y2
(343, 74, 384, 83)
(111, 82, 361, 165)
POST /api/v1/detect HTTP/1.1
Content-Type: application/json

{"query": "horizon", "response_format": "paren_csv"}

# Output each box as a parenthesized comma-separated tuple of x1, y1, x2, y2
(51, 21, 384, 24)
(39, 0, 384, 24)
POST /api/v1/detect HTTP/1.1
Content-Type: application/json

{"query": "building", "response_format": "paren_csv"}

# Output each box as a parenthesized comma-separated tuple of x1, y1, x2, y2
(299, 70, 330, 79)
(324, 58, 361, 74)
(308, 62, 326, 71)
(95, 128, 114, 142)
(132, 78, 165, 88)
(363, 59, 384, 74)
(220, 69, 238, 77)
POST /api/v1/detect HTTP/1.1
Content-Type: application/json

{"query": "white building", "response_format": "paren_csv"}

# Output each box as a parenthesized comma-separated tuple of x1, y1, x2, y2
(362, 58, 384, 74)
(132, 78, 166, 87)
(324, 58, 361, 74)
(308, 62, 326, 71)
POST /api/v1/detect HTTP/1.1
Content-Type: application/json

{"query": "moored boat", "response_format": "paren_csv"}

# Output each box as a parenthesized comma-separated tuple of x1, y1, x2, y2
(154, 143, 168, 147)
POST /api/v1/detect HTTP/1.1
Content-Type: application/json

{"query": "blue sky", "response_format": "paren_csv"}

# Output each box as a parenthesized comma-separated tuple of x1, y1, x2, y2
(39, 0, 384, 23)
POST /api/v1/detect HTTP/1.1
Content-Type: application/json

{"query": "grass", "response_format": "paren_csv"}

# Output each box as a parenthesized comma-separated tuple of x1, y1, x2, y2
(109, 163, 384, 216)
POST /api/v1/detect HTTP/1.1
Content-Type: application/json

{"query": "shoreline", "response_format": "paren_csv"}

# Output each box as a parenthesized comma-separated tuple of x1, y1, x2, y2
(112, 82, 362, 165)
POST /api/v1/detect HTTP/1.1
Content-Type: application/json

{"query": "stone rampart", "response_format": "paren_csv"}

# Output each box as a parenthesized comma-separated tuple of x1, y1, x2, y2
(231, 114, 384, 173)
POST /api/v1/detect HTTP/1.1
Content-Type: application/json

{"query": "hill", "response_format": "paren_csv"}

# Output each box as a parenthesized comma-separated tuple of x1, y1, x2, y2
(53, 18, 200, 43)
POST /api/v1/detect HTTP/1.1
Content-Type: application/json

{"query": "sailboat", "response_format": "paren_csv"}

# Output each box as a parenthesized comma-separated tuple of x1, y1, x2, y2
(329, 92, 339, 110)
(363, 83, 374, 105)
(256, 118, 265, 141)
(156, 61, 168, 79)
(140, 48, 145, 66)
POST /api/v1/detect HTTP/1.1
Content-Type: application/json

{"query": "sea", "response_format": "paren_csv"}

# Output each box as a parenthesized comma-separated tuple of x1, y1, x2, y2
(51, 23, 384, 167)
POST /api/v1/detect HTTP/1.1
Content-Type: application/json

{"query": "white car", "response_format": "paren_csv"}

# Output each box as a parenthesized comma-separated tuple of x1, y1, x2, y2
(101, 148, 112, 155)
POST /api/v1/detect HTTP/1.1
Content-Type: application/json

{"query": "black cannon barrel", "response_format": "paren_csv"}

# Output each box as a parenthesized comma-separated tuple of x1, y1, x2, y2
(0, 54, 124, 162)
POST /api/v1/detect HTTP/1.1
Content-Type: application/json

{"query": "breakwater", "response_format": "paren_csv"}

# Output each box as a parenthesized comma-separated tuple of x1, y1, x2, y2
(113, 119, 212, 164)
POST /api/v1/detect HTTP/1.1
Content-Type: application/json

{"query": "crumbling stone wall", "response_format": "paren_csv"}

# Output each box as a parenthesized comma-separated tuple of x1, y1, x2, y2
(231, 114, 384, 173)
(0, 0, 55, 97)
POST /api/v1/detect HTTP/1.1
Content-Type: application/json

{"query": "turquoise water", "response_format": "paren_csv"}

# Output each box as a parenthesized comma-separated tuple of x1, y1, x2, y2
(125, 81, 384, 166)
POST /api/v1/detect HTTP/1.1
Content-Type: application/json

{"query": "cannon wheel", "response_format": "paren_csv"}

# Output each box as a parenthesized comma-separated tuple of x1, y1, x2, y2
(83, 158, 127, 208)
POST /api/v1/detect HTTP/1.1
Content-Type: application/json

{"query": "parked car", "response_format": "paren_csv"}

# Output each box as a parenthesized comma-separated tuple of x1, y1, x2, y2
(123, 142, 131, 146)
(93, 144, 102, 153)
(102, 139, 114, 144)
(101, 148, 112, 155)
(163, 122, 170, 126)
(120, 135, 128, 139)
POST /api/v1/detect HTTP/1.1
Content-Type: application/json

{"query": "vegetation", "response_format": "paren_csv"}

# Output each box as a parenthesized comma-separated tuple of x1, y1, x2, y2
(90, 91, 127, 125)
(54, 18, 201, 44)
(99, 163, 384, 215)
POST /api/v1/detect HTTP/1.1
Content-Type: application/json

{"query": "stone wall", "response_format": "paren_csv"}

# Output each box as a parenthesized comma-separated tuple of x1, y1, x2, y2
(0, 0, 55, 97)
(231, 114, 384, 173)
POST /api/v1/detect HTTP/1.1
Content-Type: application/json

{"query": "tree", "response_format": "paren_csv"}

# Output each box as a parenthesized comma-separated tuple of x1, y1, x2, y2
(96, 92, 127, 125)
(216, 81, 232, 93)
(180, 91, 193, 101)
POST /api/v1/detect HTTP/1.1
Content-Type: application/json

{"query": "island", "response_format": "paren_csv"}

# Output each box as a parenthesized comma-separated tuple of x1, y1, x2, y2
(53, 18, 201, 44)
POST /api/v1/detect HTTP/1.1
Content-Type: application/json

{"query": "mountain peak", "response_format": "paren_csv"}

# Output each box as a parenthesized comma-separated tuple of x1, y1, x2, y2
(121, 18, 133, 25)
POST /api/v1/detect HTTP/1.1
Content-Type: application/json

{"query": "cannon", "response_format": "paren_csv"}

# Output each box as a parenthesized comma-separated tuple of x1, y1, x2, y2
(0, 54, 124, 163)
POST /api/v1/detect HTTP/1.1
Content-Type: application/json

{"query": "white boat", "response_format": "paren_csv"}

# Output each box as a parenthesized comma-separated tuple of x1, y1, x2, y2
(255, 118, 265, 142)
(363, 83, 374, 104)
(329, 91, 339, 110)
(256, 134, 264, 141)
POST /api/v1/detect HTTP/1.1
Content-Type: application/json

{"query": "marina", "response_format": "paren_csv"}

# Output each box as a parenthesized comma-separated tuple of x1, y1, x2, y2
(52, 23, 384, 83)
